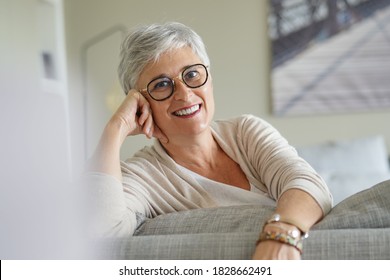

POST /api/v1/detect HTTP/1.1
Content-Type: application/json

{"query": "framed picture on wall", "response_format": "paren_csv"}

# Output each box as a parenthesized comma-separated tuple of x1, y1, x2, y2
(268, 0, 390, 116)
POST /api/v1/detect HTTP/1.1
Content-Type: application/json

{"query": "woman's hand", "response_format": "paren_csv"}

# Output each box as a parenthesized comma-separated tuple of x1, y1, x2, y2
(88, 89, 167, 181)
(109, 89, 168, 144)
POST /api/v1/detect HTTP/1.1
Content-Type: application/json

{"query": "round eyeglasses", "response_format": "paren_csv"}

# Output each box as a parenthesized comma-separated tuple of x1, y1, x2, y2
(139, 63, 209, 101)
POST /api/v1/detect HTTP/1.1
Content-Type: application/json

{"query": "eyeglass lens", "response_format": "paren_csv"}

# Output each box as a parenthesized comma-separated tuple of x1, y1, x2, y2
(147, 64, 208, 101)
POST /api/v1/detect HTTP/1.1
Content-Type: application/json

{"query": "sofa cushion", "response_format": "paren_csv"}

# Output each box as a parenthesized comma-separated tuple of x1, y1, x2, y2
(296, 135, 390, 174)
(313, 179, 390, 230)
(321, 171, 390, 204)
(296, 135, 390, 204)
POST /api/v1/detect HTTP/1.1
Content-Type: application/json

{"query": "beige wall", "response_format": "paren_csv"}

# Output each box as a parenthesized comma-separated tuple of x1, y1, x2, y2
(64, 0, 390, 166)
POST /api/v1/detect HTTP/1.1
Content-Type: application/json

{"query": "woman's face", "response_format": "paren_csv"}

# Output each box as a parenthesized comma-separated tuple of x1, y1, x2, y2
(136, 47, 215, 142)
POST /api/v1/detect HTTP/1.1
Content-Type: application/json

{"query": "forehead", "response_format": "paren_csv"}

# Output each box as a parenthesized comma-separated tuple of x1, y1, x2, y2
(138, 47, 202, 83)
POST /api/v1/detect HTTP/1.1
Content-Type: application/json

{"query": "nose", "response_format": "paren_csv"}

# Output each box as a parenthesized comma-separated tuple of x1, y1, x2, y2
(172, 77, 193, 101)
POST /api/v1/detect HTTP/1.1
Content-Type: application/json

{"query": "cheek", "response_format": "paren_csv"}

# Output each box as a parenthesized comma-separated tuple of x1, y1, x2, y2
(203, 85, 215, 110)
(149, 101, 170, 126)
(149, 102, 162, 119)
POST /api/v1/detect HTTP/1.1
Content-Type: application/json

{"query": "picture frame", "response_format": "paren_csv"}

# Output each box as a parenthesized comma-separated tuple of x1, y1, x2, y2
(268, 0, 390, 116)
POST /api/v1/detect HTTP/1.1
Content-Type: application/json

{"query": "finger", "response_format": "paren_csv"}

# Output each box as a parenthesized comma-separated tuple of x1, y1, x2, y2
(138, 102, 150, 126)
(115, 90, 148, 136)
(143, 114, 154, 138)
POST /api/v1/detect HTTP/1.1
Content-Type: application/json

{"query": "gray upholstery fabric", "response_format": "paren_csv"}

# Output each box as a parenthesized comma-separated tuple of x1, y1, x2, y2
(313, 179, 390, 230)
(303, 228, 390, 260)
(98, 180, 390, 259)
(100, 229, 390, 260)
(134, 204, 274, 235)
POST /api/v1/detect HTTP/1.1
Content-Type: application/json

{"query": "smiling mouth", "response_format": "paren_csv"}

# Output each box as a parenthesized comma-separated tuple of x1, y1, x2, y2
(173, 104, 201, 117)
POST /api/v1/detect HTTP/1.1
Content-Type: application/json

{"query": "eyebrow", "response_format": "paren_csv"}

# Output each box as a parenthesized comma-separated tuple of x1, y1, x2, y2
(148, 64, 197, 82)
(149, 74, 170, 81)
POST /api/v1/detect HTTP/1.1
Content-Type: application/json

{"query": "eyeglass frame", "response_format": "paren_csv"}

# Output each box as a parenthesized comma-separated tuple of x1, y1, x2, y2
(138, 63, 209, 101)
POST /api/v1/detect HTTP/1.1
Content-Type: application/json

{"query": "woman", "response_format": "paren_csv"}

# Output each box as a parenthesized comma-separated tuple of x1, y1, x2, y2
(88, 22, 333, 259)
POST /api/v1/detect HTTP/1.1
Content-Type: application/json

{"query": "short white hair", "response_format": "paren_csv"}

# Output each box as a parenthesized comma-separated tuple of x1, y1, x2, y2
(118, 22, 210, 94)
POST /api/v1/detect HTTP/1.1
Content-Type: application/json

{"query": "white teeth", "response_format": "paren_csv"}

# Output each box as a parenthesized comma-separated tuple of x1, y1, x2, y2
(174, 104, 200, 116)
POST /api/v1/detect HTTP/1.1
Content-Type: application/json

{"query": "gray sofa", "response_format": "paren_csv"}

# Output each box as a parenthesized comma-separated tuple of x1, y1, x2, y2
(98, 179, 390, 259)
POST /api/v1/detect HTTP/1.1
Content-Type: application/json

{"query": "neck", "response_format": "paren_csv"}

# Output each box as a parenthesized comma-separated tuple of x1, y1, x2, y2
(161, 128, 220, 169)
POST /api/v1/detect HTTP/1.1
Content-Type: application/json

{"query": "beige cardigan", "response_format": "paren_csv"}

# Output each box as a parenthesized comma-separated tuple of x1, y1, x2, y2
(88, 114, 332, 237)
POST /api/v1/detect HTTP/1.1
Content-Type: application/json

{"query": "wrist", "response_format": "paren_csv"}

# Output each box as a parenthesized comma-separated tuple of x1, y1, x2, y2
(253, 239, 301, 260)
(256, 230, 303, 254)
(106, 116, 130, 144)
(265, 213, 309, 239)
(255, 213, 310, 255)
(256, 232, 303, 257)
(262, 222, 301, 239)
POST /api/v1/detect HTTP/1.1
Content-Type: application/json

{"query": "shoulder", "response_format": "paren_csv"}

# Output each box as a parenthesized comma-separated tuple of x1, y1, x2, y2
(121, 140, 175, 174)
(121, 145, 159, 173)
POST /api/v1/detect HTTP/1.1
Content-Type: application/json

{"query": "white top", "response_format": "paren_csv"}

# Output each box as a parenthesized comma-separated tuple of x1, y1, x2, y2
(177, 164, 276, 207)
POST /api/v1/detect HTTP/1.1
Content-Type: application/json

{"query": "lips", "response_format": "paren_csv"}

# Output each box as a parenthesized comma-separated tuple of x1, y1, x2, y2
(173, 104, 201, 117)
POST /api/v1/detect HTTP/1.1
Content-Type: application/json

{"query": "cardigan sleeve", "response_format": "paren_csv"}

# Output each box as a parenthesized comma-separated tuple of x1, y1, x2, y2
(237, 114, 333, 214)
(86, 171, 148, 239)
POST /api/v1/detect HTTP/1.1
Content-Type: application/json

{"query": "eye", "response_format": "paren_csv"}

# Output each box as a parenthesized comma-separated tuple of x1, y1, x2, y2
(149, 78, 172, 92)
(184, 70, 200, 81)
